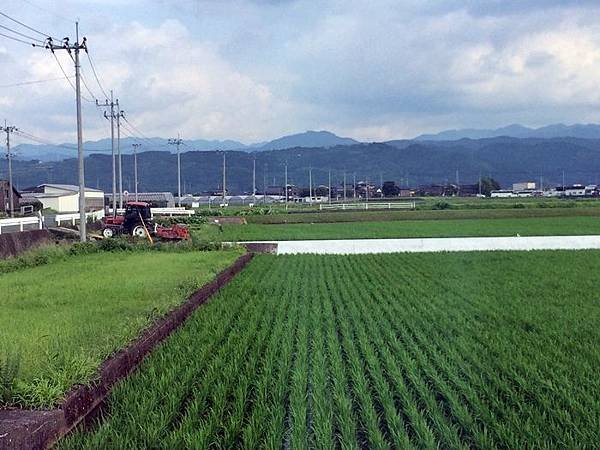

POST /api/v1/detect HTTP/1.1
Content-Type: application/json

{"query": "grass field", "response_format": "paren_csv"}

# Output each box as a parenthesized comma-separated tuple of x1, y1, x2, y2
(208, 215, 600, 241)
(246, 205, 600, 224)
(0, 249, 242, 407)
(62, 252, 600, 448)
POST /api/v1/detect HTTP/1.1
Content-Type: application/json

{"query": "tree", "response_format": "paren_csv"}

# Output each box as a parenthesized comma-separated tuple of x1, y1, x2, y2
(381, 181, 400, 197)
(480, 177, 501, 196)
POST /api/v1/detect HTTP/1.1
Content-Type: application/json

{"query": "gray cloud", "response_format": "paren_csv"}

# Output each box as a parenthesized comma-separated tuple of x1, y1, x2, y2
(2, 0, 600, 142)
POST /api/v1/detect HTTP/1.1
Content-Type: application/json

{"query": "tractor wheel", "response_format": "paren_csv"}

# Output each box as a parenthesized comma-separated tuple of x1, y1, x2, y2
(102, 228, 114, 238)
(132, 226, 146, 238)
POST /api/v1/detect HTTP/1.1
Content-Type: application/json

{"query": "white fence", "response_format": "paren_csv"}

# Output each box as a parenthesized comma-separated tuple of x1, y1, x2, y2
(55, 209, 105, 226)
(151, 207, 195, 217)
(0, 216, 43, 234)
(108, 207, 195, 217)
(319, 202, 416, 211)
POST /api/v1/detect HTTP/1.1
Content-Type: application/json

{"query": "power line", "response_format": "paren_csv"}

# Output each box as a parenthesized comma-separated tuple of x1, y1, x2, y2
(0, 10, 55, 39)
(0, 23, 46, 44)
(14, 129, 113, 153)
(85, 51, 109, 100)
(51, 51, 93, 102)
(20, 0, 74, 25)
(0, 30, 42, 46)
(0, 75, 74, 89)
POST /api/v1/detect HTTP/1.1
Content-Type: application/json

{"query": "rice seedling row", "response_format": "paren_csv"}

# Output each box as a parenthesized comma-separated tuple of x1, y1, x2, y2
(62, 251, 600, 448)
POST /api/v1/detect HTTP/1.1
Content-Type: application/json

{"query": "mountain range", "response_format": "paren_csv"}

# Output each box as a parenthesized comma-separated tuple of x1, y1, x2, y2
(414, 123, 600, 141)
(4, 136, 600, 194)
(12, 130, 359, 162)
(14, 123, 600, 163)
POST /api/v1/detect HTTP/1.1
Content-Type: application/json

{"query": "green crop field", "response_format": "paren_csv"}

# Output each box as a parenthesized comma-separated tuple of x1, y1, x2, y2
(209, 215, 600, 241)
(63, 252, 600, 448)
(246, 205, 600, 224)
(0, 249, 242, 408)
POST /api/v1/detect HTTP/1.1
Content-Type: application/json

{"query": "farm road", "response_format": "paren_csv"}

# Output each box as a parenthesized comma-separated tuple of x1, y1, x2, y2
(243, 235, 600, 254)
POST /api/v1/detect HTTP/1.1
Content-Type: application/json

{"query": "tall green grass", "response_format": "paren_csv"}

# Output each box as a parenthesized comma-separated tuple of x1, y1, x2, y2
(0, 249, 242, 407)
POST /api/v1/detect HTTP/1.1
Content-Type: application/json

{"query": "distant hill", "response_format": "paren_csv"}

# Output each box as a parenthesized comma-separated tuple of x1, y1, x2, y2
(414, 123, 600, 141)
(4, 137, 600, 194)
(256, 130, 359, 151)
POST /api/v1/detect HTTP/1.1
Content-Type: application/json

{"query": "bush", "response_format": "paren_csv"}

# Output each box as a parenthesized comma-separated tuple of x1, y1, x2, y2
(431, 201, 451, 210)
(513, 203, 526, 209)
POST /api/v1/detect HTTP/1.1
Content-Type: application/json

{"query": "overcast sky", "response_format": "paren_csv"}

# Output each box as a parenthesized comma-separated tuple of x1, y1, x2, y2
(2, 0, 600, 144)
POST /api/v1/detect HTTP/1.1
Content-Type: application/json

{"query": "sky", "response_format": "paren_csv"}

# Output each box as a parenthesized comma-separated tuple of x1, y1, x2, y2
(2, 0, 600, 144)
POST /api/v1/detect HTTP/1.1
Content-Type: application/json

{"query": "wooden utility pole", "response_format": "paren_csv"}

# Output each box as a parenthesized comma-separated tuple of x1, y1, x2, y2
(1, 121, 17, 216)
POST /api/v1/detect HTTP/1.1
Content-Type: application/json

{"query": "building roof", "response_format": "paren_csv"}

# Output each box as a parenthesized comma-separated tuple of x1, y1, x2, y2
(22, 183, 103, 193)
(111, 192, 175, 203)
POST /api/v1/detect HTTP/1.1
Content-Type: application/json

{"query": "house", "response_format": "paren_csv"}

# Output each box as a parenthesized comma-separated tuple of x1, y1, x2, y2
(21, 184, 104, 212)
(416, 184, 454, 196)
(457, 184, 480, 197)
(0, 179, 21, 214)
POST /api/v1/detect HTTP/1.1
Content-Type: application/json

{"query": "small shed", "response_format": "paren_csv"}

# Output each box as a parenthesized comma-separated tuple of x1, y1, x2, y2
(0, 180, 21, 214)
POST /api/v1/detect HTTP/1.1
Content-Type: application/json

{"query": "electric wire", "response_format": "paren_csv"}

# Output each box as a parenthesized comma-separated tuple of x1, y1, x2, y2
(0, 76, 74, 89)
(85, 51, 109, 100)
(0, 23, 46, 44)
(51, 51, 93, 102)
(20, 0, 74, 25)
(15, 129, 113, 153)
(0, 30, 42, 46)
(0, 10, 55, 39)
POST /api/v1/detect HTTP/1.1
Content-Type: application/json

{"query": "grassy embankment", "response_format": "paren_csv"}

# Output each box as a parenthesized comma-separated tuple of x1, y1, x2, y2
(62, 252, 600, 448)
(0, 248, 242, 407)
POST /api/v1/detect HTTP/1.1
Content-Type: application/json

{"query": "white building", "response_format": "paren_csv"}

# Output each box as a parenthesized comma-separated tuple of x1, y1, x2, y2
(513, 182, 536, 191)
(21, 184, 104, 213)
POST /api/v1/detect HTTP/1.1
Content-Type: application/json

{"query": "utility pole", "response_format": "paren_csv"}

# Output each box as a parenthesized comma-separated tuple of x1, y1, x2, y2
(309, 167, 313, 204)
(47, 23, 87, 241)
(284, 161, 288, 208)
(168, 135, 183, 206)
(1, 121, 17, 217)
(366, 176, 369, 203)
(540, 173, 543, 193)
(478, 171, 482, 196)
(455, 168, 460, 197)
(263, 163, 267, 204)
(116, 105, 124, 208)
(252, 156, 256, 204)
(328, 169, 332, 204)
(353, 173, 356, 200)
(343, 171, 347, 203)
(132, 143, 141, 201)
(96, 91, 117, 215)
(222, 151, 227, 205)
(562, 170, 566, 197)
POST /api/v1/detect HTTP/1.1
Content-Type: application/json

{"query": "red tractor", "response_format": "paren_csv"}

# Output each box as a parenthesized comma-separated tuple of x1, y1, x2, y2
(101, 202, 190, 241)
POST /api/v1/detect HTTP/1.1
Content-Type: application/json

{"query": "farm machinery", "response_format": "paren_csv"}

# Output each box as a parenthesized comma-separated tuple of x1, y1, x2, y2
(101, 201, 190, 241)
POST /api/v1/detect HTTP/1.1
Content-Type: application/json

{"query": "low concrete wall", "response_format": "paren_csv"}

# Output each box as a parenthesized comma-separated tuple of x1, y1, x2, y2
(0, 230, 53, 259)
